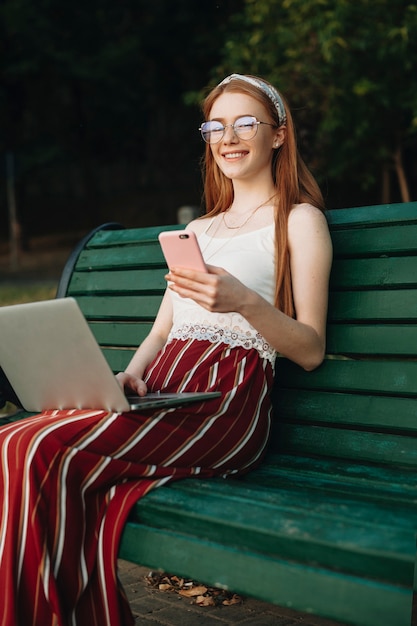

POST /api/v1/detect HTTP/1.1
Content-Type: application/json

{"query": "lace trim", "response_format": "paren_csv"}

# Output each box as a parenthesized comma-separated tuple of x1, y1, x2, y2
(167, 323, 276, 364)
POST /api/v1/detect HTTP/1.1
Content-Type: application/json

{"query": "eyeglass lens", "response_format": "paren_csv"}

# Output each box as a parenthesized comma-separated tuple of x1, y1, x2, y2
(200, 116, 260, 144)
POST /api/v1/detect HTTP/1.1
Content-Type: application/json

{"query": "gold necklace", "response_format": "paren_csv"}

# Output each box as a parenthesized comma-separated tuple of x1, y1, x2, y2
(222, 194, 276, 229)
(200, 218, 242, 263)
(200, 194, 275, 262)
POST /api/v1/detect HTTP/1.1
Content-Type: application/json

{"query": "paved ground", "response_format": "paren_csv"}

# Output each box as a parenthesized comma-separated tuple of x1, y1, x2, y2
(118, 560, 348, 626)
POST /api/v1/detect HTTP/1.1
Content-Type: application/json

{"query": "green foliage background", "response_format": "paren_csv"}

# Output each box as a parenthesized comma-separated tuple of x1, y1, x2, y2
(0, 0, 416, 241)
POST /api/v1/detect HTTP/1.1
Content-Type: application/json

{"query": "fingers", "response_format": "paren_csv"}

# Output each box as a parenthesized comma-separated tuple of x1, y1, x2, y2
(166, 267, 219, 284)
(130, 378, 148, 396)
(166, 270, 216, 305)
(165, 266, 226, 292)
(166, 266, 242, 313)
(115, 372, 148, 396)
(205, 264, 226, 275)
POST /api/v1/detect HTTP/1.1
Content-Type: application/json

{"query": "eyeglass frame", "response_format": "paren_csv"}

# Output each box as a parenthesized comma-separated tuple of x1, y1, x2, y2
(199, 115, 278, 144)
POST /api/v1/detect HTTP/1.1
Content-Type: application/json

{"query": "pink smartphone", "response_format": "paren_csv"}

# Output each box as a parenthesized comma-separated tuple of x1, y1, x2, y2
(158, 230, 208, 272)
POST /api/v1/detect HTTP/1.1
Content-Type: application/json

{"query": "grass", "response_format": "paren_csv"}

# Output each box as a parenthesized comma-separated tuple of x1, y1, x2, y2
(0, 283, 58, 306)
(0, 233, 73, 306)
(0, 235, 68, 306)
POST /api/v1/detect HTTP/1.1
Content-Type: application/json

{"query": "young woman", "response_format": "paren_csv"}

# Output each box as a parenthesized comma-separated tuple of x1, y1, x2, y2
(0, 74, 332, 626)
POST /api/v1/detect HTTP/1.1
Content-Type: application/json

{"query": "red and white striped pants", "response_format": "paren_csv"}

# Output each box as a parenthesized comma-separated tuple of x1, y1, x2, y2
(0, 339, 273, 625)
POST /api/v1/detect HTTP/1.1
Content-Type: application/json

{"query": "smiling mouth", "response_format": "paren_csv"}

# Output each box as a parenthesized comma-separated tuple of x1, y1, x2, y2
(223, 151, 248, 160)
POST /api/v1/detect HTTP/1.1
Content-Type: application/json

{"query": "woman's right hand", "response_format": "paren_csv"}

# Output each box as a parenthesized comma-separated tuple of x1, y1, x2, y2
(115, 372, 148, 396)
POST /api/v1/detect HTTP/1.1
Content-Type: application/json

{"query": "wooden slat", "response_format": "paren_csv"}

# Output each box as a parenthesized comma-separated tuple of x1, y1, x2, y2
(76, 295, 163, 320)
(247, 454, 417, 505)
(89, 321, 152, 347)
(326, 324, 417, 356)
(327, 202, 417, 228)
(274, 389, 417, 432)
(328, 289, 417, 321)
(75, 243, 166, 271)
(330, 257, 417, 289)
(276, 359, 417, 396)
(67, 268, 167, 295)
(331, 224, 417, 258)
(88, 223, 183, 247)
(101, 348, 136, 372)
(278, 424, 417, 467)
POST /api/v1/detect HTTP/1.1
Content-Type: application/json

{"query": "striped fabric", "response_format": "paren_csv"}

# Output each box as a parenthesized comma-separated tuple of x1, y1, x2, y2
(0, 339, 273, 626)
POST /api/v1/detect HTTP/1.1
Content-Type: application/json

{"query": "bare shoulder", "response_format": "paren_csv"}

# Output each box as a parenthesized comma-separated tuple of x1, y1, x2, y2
(289, 203, 327, 227)
(185, 216, 213, 236)
(288, 203, 330, 241)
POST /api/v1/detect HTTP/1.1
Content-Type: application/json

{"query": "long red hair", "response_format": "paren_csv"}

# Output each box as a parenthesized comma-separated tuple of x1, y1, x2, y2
(200, 75, 325, 318)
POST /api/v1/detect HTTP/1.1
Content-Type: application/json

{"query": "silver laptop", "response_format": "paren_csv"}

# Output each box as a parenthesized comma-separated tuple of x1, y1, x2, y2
(0, 298, 220, 412)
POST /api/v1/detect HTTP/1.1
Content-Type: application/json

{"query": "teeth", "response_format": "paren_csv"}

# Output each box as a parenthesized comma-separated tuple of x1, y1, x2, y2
(224, 152, 245, 159)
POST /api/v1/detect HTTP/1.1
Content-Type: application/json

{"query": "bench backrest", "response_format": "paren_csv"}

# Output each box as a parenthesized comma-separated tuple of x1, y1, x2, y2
(58, 202, 417, 471)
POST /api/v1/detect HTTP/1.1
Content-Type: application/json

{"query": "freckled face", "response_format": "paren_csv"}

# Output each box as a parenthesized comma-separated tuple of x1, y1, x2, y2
(208, 92, 279, 183)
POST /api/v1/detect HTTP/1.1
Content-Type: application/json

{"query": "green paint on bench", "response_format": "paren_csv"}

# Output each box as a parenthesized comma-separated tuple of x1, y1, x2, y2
(18, 203, 417, 625)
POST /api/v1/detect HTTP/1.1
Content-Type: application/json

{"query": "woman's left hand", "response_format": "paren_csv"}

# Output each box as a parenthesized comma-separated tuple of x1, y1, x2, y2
(166, 265, 249, 313)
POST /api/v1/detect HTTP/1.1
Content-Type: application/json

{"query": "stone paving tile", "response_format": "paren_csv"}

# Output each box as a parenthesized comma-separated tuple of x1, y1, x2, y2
(118, 560, 349, 626)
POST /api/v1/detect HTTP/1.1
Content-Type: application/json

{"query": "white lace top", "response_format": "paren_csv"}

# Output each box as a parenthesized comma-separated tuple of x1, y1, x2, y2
(167, 221, 277, 364)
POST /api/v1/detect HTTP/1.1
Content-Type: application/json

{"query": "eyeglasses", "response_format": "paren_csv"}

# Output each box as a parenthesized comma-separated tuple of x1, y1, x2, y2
(199, 115, 277, 144)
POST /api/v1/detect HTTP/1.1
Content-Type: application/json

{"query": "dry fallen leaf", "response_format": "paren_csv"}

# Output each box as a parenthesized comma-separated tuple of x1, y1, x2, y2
(196, 595, 215, 606)
(145, 571, 243, 607)
(179, 585, 207, 597)
(223, 594, 242, 606)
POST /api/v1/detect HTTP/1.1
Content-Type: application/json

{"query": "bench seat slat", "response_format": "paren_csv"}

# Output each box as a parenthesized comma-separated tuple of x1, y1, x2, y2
(143, 477, 417, 532)
(247, 454, 417, 504)
(131, 479, 415, 584)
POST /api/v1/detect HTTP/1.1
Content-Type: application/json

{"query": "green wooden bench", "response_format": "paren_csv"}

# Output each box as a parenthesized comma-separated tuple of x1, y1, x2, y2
(3, 202, 417, 626)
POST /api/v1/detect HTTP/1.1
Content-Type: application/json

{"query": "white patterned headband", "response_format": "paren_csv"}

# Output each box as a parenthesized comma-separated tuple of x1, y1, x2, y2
(218, 74, 287, 126)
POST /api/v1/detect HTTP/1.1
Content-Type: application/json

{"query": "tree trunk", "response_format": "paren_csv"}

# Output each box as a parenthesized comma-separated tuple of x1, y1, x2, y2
(393, 142, 410, 202)
(381, 163, 390, 203)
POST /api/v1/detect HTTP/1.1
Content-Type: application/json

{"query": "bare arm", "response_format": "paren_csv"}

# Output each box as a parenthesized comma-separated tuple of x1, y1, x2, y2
(238, 206, 332, 370)
(166, 205, 332, 371)
(116, 290, 173, 395)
